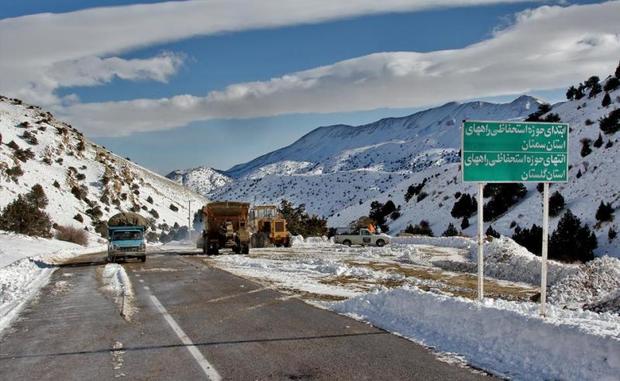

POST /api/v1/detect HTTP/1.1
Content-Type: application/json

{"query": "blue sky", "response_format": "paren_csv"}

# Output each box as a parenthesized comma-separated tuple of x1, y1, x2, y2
(1, 0, 616, 174)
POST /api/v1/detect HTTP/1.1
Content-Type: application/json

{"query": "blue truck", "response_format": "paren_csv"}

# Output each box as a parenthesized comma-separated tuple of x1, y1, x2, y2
(107, 212, 147, 263)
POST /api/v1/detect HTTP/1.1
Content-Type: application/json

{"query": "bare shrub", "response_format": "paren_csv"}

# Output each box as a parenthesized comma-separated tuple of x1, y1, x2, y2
(55, 225, 88, 246)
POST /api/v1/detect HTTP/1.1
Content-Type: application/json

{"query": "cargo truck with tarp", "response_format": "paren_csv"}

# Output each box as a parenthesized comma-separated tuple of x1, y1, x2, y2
(201, 201, 250, 255)
(107, 212, 147, 262)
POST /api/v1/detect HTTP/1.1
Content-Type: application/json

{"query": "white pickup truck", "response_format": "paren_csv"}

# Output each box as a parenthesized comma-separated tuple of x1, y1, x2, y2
(334, 228, 391, 247)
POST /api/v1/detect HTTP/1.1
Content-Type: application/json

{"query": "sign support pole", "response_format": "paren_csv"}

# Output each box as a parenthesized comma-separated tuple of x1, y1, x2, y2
(477, 182, 484, 301)
(188, 200, 192, 242)
(540, 182, 549, 316)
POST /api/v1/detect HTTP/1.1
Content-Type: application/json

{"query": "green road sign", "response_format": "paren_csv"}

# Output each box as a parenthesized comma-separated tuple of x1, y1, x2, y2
(462, 120, 569, 182)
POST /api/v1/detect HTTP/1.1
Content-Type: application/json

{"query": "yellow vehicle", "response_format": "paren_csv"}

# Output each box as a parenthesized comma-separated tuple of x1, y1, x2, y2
(249, 205, 290, 248)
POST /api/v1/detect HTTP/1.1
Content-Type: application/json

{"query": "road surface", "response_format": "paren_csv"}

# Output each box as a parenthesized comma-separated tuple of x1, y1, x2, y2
(0, 250, 495, 380)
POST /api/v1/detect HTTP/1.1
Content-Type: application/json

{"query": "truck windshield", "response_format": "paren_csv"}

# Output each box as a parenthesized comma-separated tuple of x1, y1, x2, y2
(111, 231, 143, 241)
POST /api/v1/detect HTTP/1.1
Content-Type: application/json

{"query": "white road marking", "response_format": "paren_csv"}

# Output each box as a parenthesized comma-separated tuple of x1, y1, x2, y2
(143, 286, 150, 290)
(147, 292, 221, 381)
(139, 279, 144, 283)
(203, 287, 269, 304)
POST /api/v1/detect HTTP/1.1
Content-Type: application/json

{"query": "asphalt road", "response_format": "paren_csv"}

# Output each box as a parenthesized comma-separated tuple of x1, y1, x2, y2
(0, 250, 496, 380)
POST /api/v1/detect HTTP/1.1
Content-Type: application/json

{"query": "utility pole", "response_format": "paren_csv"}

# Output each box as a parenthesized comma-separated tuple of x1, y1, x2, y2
(188, 200, 192, 243)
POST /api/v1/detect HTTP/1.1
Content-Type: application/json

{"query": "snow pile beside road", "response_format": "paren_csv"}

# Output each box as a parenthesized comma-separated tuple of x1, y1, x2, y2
(291, 236, 334, 247)
(393, 235, 475, 251)
(0, 231, 105, 268)
(0, 259, 54, 334)
(101, 264, 135, 321)
(549, 256, 620, 313)
(0, 232, 106, 334)
(480, 237, 579, 286)
(332, 286, 620, 381)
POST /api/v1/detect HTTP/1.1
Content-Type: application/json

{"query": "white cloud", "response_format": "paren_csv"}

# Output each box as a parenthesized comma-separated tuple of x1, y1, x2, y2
(1, 0, 543, 105)
(60, 2, 620, 137)
(47, 52, 184, 87)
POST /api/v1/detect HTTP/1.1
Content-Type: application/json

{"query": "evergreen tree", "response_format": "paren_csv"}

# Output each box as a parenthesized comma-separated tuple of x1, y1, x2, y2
(585, 76, 600, 89)
(608, 226, 617, 242)
(601, 92, 611, 107)
(369, 200, 397, 232)
(615, 60, 620, 79)
(595, 201, 614, 222)
(604, 77, 620, 92)
(589, 82, 602, 98)
(29, 184, 48, 209)
(279, 199, 328, 236)
(483, 183, 527, 221)
(485, 225, 500, 238)
(549, 191, 565, 217)
(461, 217, 470, 230)
(565, 86, 577, 100)
(599, 109, 620, 135)
(0, 186, 52, 237)
(593, 133, 603, 148)
(451, 193, 477, 219)
(574, 85, 585, 100)
(580, 138, 592, 157)
(549, 210, 597, 262)
(442, 223, 459, 237)
(407, 220, 433, 236)
(512, 224, 542, 255)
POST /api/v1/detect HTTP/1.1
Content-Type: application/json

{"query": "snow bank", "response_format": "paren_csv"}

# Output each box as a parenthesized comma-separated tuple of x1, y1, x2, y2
(290, 235, 334, 247)
(101, 264, 135, 320)
(549, 256, 620, 313)
(0, 231, 106, 268)
(0, 259, 54, 334)
(333, 286, 620, 381)
(0, 232, 106, 335)
(393, 235, 475, 251)
(478, 237, 579, 286)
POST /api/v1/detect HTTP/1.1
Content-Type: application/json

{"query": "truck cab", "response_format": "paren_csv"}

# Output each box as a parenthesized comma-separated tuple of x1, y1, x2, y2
(107, 226, 146, 262)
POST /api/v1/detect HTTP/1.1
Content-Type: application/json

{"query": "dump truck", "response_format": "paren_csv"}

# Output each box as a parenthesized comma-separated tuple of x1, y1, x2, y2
(249, 205, 290, 248)
(201, 201, 250, 255)
(107, 212, 147, 262)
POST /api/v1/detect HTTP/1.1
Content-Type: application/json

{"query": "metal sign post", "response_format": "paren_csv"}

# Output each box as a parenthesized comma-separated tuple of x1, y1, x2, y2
(540, 182, 549, 315)
(477, 182, 484, 301)
(188, 200, 192, 242)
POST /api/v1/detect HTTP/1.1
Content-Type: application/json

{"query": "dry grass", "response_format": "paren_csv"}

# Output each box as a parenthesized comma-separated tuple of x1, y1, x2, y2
(340, 260, 538, 302)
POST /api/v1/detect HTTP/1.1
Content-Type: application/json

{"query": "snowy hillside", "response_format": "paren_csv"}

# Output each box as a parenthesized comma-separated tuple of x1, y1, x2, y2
(166, 166, 232, 197)
(0, 96, 207, 240)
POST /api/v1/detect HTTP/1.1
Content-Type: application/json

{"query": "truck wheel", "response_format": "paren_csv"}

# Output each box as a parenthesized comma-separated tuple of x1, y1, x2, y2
(343, 240, 352, 247)
(242, 245, 249, 254)
(140, 256, 146, 262)
(376, 239, 385, 247)
(202, 243, 207, 254)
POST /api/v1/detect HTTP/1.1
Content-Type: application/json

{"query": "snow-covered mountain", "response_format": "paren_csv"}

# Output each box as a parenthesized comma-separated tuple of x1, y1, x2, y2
(0, 96, 207, 240)
(166, 166, 232, 197)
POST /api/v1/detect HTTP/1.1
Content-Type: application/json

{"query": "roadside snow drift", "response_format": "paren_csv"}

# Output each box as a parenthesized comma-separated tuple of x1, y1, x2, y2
(333, 287, 620, 381)
(0, 231, 106, 335)
(101, 264, 135, 321)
